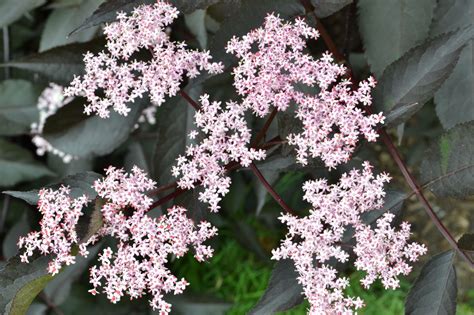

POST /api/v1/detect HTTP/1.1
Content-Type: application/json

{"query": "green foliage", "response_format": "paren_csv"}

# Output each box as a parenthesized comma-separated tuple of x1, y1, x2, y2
(0, 255, 53, 315)
(173, 239, 275, 314)
(345, 270, 410, 315)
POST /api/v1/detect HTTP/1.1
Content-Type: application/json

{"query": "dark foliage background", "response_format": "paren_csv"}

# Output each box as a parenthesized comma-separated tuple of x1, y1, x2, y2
(0, 0, 473, 314)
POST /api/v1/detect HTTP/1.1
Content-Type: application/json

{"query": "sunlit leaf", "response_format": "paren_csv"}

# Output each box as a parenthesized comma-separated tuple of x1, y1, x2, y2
(0, 255, 53, 315)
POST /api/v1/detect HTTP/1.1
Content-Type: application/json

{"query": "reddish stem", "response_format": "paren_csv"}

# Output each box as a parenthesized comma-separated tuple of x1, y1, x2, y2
(251, 108, 278, 147)
(170, 90, 295, 216)
(249, 163, 296, 215)
(149, 182, 178, 196)
(305, 1, 473, 267)
(300, 0, 355, 83)
(380, 131, 474, 266)
(259, 137, 285, 150)
(151, 187, 186, 209)
(149, 140, 280, 210)
(179, 90, 201, 110)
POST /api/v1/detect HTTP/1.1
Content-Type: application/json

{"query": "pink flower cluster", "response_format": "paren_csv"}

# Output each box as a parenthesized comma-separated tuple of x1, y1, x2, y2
(227, 14, 384, 168)
(226, 15, 323, 117)
(65, 2, 223, 119)
(354, 213, 427, 290)
(18, 166, 216, 314)
(88, 205, 216, 312)
(289, 76, 384, 167)
(272, 163, 426, 313)
(31, 83, 76, 163)
(172, 95, 266, 212)
(18, 3, 427, 314)
(18, 186, 89, 275)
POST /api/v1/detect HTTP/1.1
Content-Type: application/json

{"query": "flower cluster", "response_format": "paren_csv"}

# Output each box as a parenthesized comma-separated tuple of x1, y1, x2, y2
(272, 163, 426, 313)
(18, 186, 89, 275)
(30, 83, 76, 163)
(65, 2, 223, 119)
(18, 3, 427, 315)
(172, 95, 266, 212)
(289, 76, 384, 167)
(354, 213, 427, 290)
(18, 166, 216, 314)
(227, 14, 324, 117)
(88, 203, 217, 313)
(227, 14, 384, 168)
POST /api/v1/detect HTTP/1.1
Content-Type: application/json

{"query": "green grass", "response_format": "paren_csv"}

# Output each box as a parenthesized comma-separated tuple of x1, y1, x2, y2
(173, 236, 474, 314)
(173, 239, 275, 314)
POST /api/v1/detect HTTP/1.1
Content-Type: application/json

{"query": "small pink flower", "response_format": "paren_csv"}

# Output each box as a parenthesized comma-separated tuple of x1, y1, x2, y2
(31, 83, 76, 163)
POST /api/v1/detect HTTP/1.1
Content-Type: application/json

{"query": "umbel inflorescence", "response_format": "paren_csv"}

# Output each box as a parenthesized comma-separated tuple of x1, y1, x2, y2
(19, 2, 426, 314)
(64, 1, 223, 120)
(272, 162, 426, 313)
(19, 167, 217, 314)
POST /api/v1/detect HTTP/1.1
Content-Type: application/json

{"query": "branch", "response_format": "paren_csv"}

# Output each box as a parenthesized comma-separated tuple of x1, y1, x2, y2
(149, 139, 281, 211)
(152, 90, 286, 211)
(300, 0, 355, 83)
(149, 182, 178, 196)
(342, 2, 357, 59)
(151, 187, 186, 209)
(303, 1, 473, 267)
(379, 131, 474, 266)
(251, 108, 278, 147)
(179, 90, 201, 110)
(300, 0, 345, 61)
(249, 163, 296, 215)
